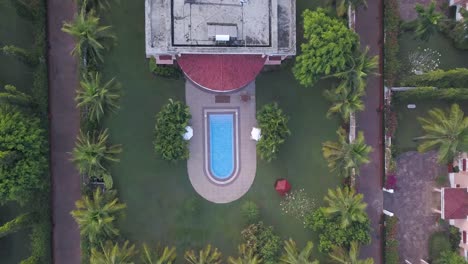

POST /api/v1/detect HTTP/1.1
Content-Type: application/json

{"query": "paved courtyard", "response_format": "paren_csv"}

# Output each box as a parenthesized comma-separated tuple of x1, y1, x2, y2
(186, 81, 257, 203)
(384, 151, 444, 263)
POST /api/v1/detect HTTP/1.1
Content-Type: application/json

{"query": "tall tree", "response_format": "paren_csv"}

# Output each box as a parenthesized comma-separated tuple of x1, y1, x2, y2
(90, 240, 137, 264)
(61, 5, 115, 65)
(323, 187, 367, 228)
(76, 72, 121, 124)
(1, 45, 38, 66)
(329, 241, 373, 264)
(322, 128, 372, 178)
(324, 87, 365, 121)
(141, 243, 177, 264)
(416, 104, 468, 163)
(279, 239, 318, 264)
(328, 0, 368, 17)
(184, 245, 222, 264)
(414, 1, 443, 41)
(0, 212, 36, 238)
(228, 244, 262, 264)
(293, 8, 358, 87)
(71, 188, 126, 245)
(0, 85, 34, 108)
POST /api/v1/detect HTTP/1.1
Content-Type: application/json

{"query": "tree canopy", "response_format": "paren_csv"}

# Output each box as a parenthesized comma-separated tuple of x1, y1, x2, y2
(293, 8, 359, 87)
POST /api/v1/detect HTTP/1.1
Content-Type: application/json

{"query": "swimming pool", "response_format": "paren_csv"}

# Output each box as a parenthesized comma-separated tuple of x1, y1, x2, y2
(204, 109, 239, 184)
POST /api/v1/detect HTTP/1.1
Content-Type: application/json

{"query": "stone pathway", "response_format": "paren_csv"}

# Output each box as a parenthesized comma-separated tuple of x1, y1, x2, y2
(186, 81, 257, 203)
(384, 151, 444, 263)
(47, 0, 81, 263)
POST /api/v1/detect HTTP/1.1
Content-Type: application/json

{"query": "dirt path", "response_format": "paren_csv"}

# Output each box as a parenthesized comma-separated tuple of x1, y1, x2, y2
(47, 0, 81, 263)
(355, 0, 384, 263)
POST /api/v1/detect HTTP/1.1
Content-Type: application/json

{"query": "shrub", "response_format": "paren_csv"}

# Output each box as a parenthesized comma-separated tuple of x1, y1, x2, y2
(429, 232, 452, 261)
(448, 226, 461, 251)
(384, 0, 400, 86)
(149, 58, 183, 79)
(304, 209, 371, 252)
(241, 201, 260, 225)
(384, 216, 399, 264)
(256, 103, 291, 162)
(241, 222, 281, 264)
(1, 45, 39, 67)
(279, 189, 316, 222)
(394, 87, 468, 102)
(434, 250, 467, 264)
(0, 212, 36, 238)
(154, 99, 191, 161)
(402, 68, 468, 88)
(435, 174, 448, 187)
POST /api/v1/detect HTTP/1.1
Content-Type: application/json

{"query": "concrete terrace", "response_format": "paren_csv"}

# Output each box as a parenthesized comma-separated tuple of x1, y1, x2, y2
(186, 81, 257, 203)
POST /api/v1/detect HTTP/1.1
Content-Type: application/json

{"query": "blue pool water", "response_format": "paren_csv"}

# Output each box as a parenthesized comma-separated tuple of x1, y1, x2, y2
(209, 114, 234, 179)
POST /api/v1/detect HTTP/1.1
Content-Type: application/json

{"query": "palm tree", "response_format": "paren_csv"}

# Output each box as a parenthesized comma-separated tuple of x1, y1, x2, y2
(184, 245, 222, 264)
(279, 239, 318, 264)
(141, 243, 177, 264)
(71, 188, 126, 245)
(79, 0, 115, 11)
(323, 187, 367, 228)
(322, 128, 372, 178)
(227, 244, 262, 264)
(90, 240, 137, 264)
(414, 1, 443, 41)
(415, 103, 468, 163)
(324, 86, 365, 121)
(0, 85, 33, 108)
(76, 72, 121, 124)
(329, 241, 373, 264)
(71, 129, 122, 179)
(61, 4, 115, 65)
(328, 0, 368, 17)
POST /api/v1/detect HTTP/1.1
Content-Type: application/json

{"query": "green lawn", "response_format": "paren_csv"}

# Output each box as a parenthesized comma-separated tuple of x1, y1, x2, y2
(102, 0, 340, 260)
(0, 1, 35, 263)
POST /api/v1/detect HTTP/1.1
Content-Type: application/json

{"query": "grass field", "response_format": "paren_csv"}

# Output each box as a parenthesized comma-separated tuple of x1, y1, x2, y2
(0, 1, 37, 263)
(102, 0, 340, 260)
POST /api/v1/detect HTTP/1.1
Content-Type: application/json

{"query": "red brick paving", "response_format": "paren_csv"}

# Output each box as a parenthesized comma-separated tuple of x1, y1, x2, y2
(47, 0, 81, 263)
(177, 54, 266, 92)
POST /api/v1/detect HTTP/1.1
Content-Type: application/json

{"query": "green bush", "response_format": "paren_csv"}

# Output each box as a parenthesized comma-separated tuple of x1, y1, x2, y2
(402, 68, 468, 88)
(304, 209, 371, 252)
(394, 87, 468, 102)
(154, 99, 191, 161)
(241, 201, 260, 225)
(435, 174, 448, 187)
(448, 226, 461, 251)
(429, 232, 452, 261)
(384, 216, 399, 264)
(384, 0, 400, 86)
(241, 222, 281, 264)
(1, 45, 39, 67)
(434, 250, 467, 264)
(149, 58, 183, 79)
(0, 212, 36, 238)
(256, 103, 291, 162)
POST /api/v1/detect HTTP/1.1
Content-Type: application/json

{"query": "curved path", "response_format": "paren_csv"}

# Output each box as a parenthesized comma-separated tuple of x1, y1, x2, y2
(47, 0, 81, 263)
(186, 81, 257, 203)
(355, 0, 384, 263)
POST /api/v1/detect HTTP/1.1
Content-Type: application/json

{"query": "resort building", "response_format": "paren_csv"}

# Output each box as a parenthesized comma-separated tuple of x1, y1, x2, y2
(436, 153, 468, 260)
(449, 0, 468, 20)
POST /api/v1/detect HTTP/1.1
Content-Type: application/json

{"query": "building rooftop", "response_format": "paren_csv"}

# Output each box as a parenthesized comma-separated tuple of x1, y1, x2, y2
(443, 188, 468, 220)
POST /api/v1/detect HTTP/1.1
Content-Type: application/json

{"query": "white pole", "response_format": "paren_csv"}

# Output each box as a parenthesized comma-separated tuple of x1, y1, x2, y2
(383, 210, 394, 217)
(383, 188, 394, 193)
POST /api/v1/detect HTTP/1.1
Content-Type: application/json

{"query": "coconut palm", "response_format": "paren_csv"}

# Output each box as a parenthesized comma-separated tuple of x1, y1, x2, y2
(414, 1, 443, 41)
(71, 188, 126, 245)
(79, 0, 115, 11)
(90, 240, 137, 264)
(71, 129, 122, 179)
(0, 85, 33, 108)
(322, 128, 372, 178)
(141, 243, 177, 264)
(61, 4, 115, 65)
(279, 239, 318, 264)
(227, 244, 262, 264)
(415, 104, 468, 163)
(323, 187, 367, 228)
(184, 245, 222, 264)
(76, 72, 121, 124)
(329, 241, 373, 264)
(328, 0, 368, 17)
(324, 86, 365, 121)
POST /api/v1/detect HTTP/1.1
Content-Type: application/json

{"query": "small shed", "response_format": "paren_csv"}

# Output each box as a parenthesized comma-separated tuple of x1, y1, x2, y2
(274, 179, 291, 196)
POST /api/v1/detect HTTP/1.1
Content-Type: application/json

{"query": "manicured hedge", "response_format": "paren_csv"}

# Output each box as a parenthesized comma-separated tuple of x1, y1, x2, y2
(394, 87, 468, 101)
(401, 68, 468, 88)
(384, 0, 400, 86)
(384, 216, 399, 264)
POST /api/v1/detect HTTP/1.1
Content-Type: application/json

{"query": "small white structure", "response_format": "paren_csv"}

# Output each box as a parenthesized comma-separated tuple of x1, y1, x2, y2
(215, 35, 230, 42)
(183, 126, 193, 140)
(251, 127, 261, 141)
(407, 104, 416, 109)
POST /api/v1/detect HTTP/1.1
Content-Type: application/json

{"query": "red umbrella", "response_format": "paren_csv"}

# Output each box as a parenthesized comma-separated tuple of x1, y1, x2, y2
(275, 179, 291, 196)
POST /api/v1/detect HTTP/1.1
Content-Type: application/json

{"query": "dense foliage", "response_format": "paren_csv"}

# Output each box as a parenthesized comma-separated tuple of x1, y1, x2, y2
(149, 57, 183, 79)
(91, 240, 137, 264)
(305, 209, 371, 252)
(154, 99, 191, 161)
(256, 103, 290, 162)
(384, 0, 400, 86)
(241, 222, 282, 264)
(0, 212, 36, 238)
(429, 232, 452, 261)
(384, 216, 399, 264)
(0, 108, 47, 204)
(279, 239, 318, 264)
(414, 1, 443, 41)
(293, 8, 358, 87)
(241, 201, 260, 225)
(1, 45, 38, 67)
(402, 68, 468, 88)
(394, 87, 468, 101)
(323, 187, 368, 228)
(185, 244, 222, 264)
(434, 251, 468, 264)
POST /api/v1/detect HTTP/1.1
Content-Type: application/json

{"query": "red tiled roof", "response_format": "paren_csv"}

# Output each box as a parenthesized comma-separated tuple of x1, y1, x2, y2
(177, 54, 266, 92)
(444, 188, 468, 219)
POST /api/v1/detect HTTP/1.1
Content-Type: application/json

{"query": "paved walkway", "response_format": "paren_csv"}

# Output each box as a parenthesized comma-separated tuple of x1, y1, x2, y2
(186, 81, 257, 203)
(47, 0, 81, 263)
(384, 151, 443, 263)
(355, 1, 384, 263)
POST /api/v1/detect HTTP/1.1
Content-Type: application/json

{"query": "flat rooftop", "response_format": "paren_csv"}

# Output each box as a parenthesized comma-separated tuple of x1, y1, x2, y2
(145, 0, 295, 56)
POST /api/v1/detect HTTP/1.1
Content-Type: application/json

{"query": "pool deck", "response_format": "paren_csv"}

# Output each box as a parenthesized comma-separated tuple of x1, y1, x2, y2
(186, 80, 257, 203)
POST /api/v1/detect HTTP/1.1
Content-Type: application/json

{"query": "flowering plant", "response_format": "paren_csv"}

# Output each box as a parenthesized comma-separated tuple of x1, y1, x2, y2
(280, 189, 316, 222)
(408, 47, 441, 75)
